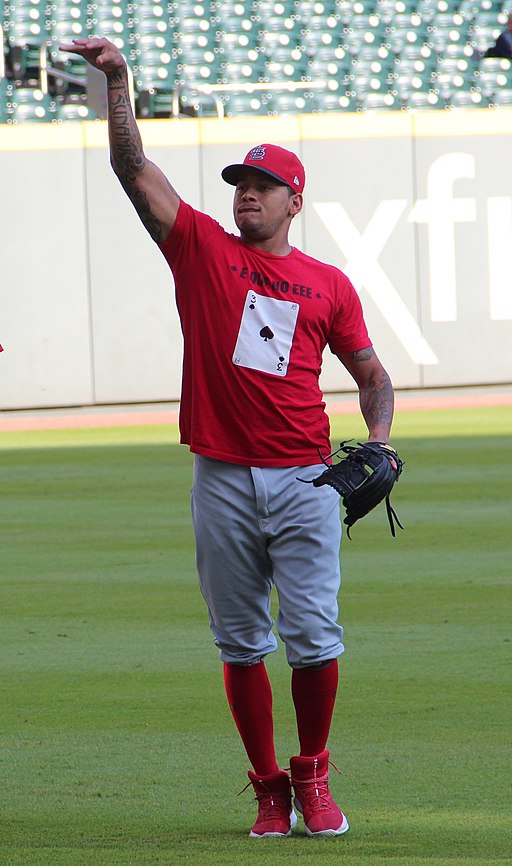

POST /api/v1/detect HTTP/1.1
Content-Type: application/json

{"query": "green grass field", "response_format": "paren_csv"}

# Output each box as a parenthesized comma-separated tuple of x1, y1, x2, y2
(1, 405, 510, 866)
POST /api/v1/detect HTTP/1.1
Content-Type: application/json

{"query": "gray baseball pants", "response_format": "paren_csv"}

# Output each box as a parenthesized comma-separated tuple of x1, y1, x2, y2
(191, 455, 344, 668)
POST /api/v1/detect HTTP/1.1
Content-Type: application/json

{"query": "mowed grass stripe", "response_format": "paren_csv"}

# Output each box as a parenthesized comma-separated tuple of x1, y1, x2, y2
(0, 404, 510, 865)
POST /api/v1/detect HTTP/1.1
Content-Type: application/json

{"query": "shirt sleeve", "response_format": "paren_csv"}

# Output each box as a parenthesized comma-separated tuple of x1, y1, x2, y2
(158, 200, 222, 271)
(327, 275, 372, 356)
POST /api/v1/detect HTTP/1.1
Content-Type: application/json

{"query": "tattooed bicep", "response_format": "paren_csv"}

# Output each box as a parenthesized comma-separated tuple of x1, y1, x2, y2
(352, 346, 375, 362)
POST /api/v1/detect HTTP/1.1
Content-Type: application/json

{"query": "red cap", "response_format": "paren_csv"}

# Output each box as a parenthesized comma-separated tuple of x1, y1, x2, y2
(222, 143, 305, 193)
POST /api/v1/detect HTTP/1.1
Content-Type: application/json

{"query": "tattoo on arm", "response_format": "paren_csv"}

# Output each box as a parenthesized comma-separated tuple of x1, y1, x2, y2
(352, 346, 375, 362)
(351, 347, 394, 437)
(106, 75, 178, 243)
(108, 76, 145, 178)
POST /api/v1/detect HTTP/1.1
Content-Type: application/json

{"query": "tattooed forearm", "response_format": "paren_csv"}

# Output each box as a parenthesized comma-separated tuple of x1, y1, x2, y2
(359, 374, 394, 439)
(106, 74, 169, 242)
(351, 348, 395, 440)
(107, 78, 146, 179)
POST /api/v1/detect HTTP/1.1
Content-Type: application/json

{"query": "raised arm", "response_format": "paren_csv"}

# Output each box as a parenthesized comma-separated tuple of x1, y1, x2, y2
(60, 38, 179, 243)
(338, 346, 395, 443)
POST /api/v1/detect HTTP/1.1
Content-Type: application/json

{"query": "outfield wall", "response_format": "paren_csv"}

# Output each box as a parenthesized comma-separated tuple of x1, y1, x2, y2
(1, 109, 511, 410)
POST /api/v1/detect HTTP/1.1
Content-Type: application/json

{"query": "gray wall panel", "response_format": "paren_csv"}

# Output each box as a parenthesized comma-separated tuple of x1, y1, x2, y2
(0, 126, 93, 409)
(1, 112, 511, 411)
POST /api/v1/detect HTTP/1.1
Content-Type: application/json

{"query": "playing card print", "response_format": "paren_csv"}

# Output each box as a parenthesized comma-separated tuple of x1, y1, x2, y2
(233, 291, 299, 377)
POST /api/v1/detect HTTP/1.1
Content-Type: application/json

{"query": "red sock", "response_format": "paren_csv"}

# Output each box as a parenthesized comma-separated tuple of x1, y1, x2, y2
(291, 659, 339, 756)
(223, 661, 279, 776)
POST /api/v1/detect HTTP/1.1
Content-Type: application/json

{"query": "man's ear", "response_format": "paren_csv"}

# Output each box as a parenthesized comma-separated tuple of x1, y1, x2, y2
(289, 193, 303, 217)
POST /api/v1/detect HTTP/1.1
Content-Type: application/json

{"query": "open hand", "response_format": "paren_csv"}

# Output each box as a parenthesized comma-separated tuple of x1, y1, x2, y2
(59, 37, 126, 76)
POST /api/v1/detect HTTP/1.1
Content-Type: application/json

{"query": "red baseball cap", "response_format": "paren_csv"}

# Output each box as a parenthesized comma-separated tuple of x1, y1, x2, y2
(221, 143, 306, 193)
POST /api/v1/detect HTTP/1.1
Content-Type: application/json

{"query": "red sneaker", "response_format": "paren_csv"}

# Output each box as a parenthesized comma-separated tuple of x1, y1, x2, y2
(290, 750, 349, 837)
(247, 770, 298, 838)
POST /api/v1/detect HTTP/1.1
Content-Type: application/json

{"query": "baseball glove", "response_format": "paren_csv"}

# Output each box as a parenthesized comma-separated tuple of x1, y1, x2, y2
(300, 441, 404, 538)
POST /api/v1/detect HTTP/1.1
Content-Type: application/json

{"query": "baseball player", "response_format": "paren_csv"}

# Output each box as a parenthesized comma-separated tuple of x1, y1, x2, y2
(61, 38, 397, 838)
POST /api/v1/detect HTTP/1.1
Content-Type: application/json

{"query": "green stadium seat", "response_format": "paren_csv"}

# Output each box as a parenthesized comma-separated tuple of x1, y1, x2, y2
(266, 89, 310, 114)
(222, 90, 272, 117)
(360, 90, 400, 109)
(301, 29, 341, 57)
(394, 68, 437, 96)
(132, 48, 182, 91)
(0, 77, 14, 123)
(349, 57, 393, 93)
(403, 88, 443, 107)
(490, 87, 512, 105)
(176, 88, 221, 117)
(258, 14, 302, 38)
(476, 56, 512, 96)
(3, 0, 49, 47)
(178, 52, 222, 84)
(54, 101, 98, 121)
(306, 56, 349, 83)
(446, 88, 489, 106)
(306, 88, 360, 112)
(1, 0, 503, 119)
(47, 3, 89, 64)
(263, 56, 307, 82)
(219, 56, 266, 84)
(397, 43, 436, 63)
(8, 86, 57, 122)
(255, 0, 300, 17)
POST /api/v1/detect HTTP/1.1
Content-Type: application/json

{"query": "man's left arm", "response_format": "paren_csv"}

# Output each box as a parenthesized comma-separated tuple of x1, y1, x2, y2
(338, 346, 395, 443)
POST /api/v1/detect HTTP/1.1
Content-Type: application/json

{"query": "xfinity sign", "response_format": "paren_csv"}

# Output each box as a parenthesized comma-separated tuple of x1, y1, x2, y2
(314, 152, 512, 367)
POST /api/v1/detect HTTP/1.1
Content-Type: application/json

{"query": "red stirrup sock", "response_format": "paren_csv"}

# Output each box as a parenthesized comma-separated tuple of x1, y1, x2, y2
(291, 659, 339, 756)
(223, 660, 279, 776)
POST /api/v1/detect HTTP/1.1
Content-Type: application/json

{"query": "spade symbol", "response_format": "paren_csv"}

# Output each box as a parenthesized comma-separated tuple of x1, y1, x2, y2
(260, 326, 274, 342)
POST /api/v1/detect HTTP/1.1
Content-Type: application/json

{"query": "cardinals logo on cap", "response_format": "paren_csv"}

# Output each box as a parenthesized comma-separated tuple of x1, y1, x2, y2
(248, 145, 266, 161)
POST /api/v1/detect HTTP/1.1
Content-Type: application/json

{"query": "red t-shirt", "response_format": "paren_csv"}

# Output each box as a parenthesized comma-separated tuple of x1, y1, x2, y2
(159, 200, 371, 466)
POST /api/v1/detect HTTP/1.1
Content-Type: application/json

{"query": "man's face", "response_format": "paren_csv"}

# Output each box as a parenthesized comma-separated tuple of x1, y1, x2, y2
(233, 169, 302, 241)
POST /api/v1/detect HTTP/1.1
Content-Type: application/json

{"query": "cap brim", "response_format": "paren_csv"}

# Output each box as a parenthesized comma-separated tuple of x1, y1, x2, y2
(221, 164, 288, 187)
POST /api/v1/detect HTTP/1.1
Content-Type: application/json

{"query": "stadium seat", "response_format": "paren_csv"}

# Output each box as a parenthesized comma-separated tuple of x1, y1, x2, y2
(7, 86, 57, 122)
(446, 87, 488, 106)
(434, 56, 478, 96)
(476, 56, 512, 96)
(3, 0, 49, 85)
(305, 55, 349, 83)
(263, 56, 307, 82)
(176, 88, 221, 117)
(349, 58, 392, 92)
(490, 87, 512, 105)
(266, 89, 310, 114)
(403, 88, 443, 107)
(3, 0, 509, 120)
(54, 101, 98, 121)
(46, 2, 89, 72)
(178, 52, 222, 84)
(132, 47, 182, 92)
(360, 90, 400, 109)
(222, 90, 272, 117)
(219, 55, 266, 84)
(0, 77, 14, 123)
(306, 88, 360, 112)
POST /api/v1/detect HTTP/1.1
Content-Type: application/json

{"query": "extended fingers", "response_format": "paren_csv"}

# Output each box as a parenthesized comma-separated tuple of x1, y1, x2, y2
(59, 36, 111, 53)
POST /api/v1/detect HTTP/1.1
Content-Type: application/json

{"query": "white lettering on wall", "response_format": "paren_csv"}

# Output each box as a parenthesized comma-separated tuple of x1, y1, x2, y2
(487, 196, 512, 321)
(314, 200, 439, 366)
(408, 153, 476, 322)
